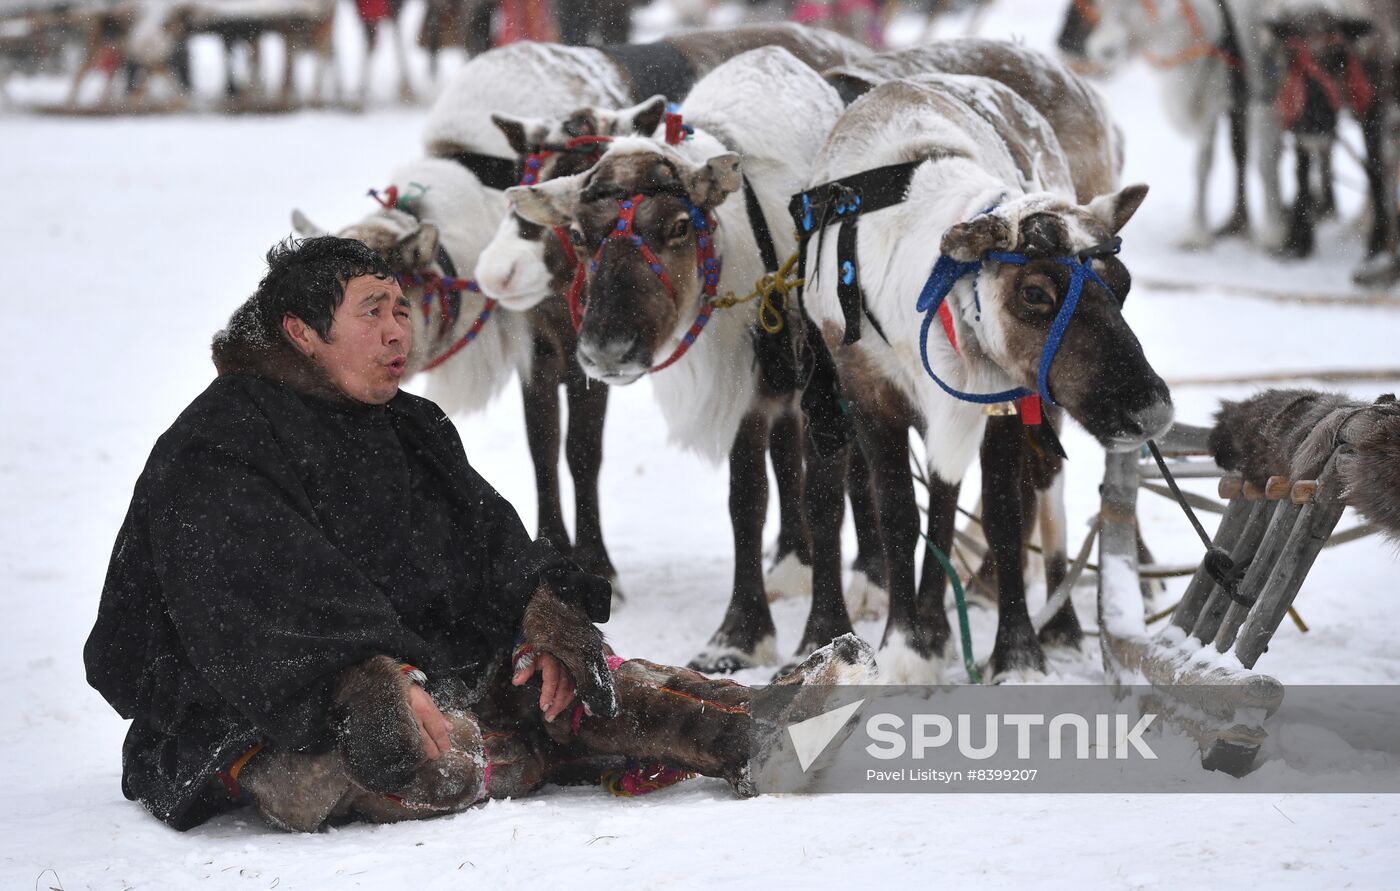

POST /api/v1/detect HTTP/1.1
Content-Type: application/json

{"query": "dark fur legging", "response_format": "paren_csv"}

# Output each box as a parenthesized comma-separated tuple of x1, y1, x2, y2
(236, 658, 753, 832)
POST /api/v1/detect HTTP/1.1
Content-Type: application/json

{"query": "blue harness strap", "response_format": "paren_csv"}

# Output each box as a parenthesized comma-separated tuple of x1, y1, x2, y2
(916, 240, 1121, 407)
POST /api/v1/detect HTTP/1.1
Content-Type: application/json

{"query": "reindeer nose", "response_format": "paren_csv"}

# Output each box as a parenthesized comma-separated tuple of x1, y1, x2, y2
(1124, 399, 1175, 442)
(577, 336, 648, 377)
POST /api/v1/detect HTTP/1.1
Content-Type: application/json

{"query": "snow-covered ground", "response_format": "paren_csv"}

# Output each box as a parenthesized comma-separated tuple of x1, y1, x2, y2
(3, 1, 1399, 887)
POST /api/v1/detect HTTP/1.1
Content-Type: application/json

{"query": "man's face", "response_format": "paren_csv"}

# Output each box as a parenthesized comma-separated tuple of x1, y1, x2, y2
(305, 274, 412, 405)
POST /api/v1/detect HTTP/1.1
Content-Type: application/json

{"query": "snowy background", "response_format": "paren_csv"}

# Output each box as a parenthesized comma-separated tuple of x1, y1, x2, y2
(3, 0, 1399, 887)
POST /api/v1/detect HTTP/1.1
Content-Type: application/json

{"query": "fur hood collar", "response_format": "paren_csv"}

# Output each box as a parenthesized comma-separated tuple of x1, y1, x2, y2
(210, 295, 361, 407)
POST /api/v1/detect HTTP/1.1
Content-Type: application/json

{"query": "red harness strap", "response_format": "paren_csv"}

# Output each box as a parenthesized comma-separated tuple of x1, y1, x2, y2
(514, 136, 613, 332)
(1277, 36, 1375, 130)
(588, 192, 721, 374)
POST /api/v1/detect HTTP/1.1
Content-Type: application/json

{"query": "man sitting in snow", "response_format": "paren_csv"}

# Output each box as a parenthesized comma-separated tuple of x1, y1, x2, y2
(85, 236, 868, 832)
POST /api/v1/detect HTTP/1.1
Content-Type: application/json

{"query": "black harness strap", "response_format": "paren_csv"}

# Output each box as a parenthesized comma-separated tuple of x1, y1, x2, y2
(600, 41, 698, 104)
(439, 149, 520, 193)
(789, 159, 926, 345)
(739, 174, 798, 395)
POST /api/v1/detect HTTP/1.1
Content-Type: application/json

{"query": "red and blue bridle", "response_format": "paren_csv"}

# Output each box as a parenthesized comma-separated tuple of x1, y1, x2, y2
(368, 185, 496, 372)
(915, 234, 1123, 410)
(586, 188, 722, 373)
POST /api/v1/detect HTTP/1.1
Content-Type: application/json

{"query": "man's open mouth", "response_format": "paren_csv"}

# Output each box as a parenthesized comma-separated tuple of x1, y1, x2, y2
(387, 357, 407, 375)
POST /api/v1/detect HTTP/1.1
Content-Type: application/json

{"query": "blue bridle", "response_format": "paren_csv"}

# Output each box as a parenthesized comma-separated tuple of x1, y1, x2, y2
(916, 238, 1122, 407)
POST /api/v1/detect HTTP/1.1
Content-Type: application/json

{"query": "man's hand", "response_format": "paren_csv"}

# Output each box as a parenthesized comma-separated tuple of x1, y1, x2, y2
(408, 683, 452, 760)
(511, 651, 577, 723)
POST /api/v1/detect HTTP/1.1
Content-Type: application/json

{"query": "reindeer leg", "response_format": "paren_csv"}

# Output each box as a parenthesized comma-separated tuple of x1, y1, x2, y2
(1251, 102, 1287, 250)
(1182, 119, 1218, 249)
(689, 411, 777, 673)
(1362, 103, 1398, 259)
(764, 410, 813, 603)
(1035, 468, 1082, 648)
(846, 440, 888, 619)
(983, 415, 1045, 680)
(521, 335, 571, 552)
(861, 411, 947, 683)
(563, 363, 618, 594)
(391, 18, 415, 103)
(790, 430, 854, 663)
(1316, 139, 1336, 220)
(1216, 104, 1251, 237)
(1282, 144, 1315, 258)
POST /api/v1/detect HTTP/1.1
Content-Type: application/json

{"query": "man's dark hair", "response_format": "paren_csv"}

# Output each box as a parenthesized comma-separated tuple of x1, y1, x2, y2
(252, 236, 395, 342)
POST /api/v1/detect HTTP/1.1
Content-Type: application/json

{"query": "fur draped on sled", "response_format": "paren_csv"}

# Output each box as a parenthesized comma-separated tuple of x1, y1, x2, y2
(1208, 388, 1400, 543)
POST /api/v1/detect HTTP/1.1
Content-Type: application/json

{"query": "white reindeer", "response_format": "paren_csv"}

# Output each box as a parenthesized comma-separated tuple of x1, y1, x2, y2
(798, 76, 1172, 682)
(511, 48, 855, 671)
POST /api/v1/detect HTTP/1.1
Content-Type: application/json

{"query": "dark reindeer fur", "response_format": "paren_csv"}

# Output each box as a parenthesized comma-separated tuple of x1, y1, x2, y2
(1210, 388, 1400, 543)
(518, 585, 621, 719)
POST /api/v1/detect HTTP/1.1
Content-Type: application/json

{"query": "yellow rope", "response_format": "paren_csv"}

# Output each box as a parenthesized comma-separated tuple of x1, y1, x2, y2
(710, 251, 804, 334)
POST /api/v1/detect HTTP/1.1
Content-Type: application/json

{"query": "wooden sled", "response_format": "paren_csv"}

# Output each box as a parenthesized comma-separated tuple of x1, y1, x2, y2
(1097, 420, 1376, 776)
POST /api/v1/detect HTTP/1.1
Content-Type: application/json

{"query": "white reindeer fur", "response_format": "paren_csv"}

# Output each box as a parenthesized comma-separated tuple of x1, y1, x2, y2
(802, 79, 1081, 484)
(558, 48, 846, 463)
(424, 43, 632, 157)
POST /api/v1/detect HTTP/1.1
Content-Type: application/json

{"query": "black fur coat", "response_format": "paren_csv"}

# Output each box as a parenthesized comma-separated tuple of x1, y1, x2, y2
(84, 301, 610, 830)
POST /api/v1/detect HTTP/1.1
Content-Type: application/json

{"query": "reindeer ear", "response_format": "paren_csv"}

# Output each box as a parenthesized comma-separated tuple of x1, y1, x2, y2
(683, 153, 742, 210)
(1087, 183, 1149, 235)
(291, 209, 328, 237)
(492, 113, 549, 155)
(619, 94, 667, 137)
(507, 176, 582, 227)
(940, 214, 1012, 262)
(396, 223, 440, 270)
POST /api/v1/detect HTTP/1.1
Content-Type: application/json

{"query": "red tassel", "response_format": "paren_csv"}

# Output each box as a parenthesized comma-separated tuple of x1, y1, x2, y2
(1018, 395, 1043, 426)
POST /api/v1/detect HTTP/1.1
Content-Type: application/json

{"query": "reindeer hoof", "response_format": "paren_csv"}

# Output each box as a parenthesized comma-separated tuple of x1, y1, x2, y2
(774, 633, 877, 686)
(988, 638, 1047, 683)
(687, 635, 777, 674)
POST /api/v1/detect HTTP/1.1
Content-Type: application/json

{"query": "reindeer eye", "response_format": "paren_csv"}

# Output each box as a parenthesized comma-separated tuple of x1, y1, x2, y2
(1021, 285, 1054, 307)
(668, 217, 691, 240)
(568, 227, 586, 247)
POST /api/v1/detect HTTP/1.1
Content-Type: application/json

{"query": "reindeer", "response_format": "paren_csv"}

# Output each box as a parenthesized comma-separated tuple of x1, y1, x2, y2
(793, 75, 1171, 682)
(294, 26, 867, 605)
(509, 47, 856, 671)
(1261, 0, 1399, 283)
(474, 26, 870, 612)
(1086, 0, 1287, 250)
(822, 40, 1131, 641)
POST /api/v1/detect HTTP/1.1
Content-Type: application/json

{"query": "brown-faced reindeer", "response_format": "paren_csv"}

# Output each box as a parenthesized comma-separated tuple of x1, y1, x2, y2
(821, 40, 1126, 650)
(509, 47, 856, 671)
(794, 75, 1171, 682)
(294, 26, 867, 603)
(475, 25, 870, 610)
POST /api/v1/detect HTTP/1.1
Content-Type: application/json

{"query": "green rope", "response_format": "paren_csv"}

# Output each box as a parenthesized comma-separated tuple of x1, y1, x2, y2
(922, 533, 981, 684)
